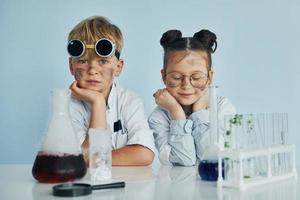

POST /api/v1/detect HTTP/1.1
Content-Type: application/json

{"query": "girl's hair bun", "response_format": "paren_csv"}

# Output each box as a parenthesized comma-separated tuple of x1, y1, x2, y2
(193, 29, 217, 52)
(160, 30, 182, 48)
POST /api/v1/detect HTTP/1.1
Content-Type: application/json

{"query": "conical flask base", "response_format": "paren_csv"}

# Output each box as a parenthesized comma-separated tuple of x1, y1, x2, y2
(32, 151, 87, 183)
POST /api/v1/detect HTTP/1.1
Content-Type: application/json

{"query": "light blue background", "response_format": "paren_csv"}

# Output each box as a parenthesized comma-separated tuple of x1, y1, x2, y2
(0, 0, 299, 165)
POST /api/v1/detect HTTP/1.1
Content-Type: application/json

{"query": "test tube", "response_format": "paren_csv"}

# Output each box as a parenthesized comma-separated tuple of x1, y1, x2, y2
(209, 84, 218, 145)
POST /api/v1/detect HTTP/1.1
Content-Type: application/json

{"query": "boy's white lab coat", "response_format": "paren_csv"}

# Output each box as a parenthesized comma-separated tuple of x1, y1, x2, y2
(70, 83, 156, 153)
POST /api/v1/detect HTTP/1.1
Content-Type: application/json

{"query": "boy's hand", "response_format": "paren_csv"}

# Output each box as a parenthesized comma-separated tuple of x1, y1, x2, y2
(193, 88, 209, 112)
(153, 88, 185, 119)
(70, 81, 106, 108)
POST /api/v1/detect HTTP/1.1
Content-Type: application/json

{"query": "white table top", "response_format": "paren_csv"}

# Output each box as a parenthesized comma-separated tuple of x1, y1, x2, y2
(0, 164, 298, 200)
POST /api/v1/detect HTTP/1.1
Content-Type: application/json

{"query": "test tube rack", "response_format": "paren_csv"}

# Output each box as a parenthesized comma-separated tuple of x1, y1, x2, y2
(217, 144, 297, 190)
(217, 113, 297, 190)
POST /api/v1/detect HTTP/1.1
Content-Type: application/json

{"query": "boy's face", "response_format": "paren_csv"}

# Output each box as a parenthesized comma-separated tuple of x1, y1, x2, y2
(69, 54, 123, 96)
(162, 51, 212, 106)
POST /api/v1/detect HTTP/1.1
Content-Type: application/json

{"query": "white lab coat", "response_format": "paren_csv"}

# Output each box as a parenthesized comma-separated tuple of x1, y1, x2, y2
(69, 83, 156, 153)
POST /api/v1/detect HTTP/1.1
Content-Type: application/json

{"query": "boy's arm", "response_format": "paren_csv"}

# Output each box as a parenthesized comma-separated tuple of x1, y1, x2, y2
(112, 144, 154, 166)
(115, 95, 156, 166)
(71, 83, 155, 166)
(79, 96, 155, 166)
(73, 99, 155, 166)
(82, 132, 154, 166)
(70, 81, 107, 165)
(82, 95, 154, 166)
(81, 102, 107, 165)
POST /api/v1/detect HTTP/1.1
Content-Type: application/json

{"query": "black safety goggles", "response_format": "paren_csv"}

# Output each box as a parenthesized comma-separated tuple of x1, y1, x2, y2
(67, 39, 120, 59)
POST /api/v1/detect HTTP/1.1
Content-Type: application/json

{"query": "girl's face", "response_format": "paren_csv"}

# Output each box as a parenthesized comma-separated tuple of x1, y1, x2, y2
(69, 54, 123, 97)
(162, 51, 212, 106)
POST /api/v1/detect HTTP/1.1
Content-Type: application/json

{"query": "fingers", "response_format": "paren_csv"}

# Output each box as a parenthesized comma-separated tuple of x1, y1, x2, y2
(152, 91, 157, 97)
(70, 81, 77, 89)
(70, 81, 77, 92)
(70, 81, 82, 97)
(153, 89, 166, 98)
(153, 89, 160, 98)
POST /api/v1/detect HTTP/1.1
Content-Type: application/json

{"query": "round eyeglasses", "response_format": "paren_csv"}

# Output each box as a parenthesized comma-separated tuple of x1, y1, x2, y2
(165, 71, 209, 89)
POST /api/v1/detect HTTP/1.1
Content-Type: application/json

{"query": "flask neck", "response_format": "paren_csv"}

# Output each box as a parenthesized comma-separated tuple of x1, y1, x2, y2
(51, 89, 70, 115)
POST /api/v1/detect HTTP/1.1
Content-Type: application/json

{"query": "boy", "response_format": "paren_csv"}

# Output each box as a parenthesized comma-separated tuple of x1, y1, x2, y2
(68, 16, 155, 166)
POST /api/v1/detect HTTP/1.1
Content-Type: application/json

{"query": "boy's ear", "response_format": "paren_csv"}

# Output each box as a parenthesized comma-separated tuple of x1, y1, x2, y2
(114, 59, 124, 77)
(161, 69, 166, 84)
(69, 58, 75, 75)
(208, 70, 214, 84)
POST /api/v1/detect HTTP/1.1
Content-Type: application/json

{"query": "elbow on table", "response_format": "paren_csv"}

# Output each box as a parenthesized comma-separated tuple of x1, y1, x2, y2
(139, 148, 155, 166)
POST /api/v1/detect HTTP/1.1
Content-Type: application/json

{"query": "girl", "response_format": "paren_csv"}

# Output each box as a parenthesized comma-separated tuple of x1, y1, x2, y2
(148, 29, 235, 166)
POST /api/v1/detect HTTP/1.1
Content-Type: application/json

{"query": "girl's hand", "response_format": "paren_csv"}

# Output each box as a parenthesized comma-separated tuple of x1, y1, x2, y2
(70, 81, 106, 108)
(193, 87, 209, 112)
(153, 88, 185, 119)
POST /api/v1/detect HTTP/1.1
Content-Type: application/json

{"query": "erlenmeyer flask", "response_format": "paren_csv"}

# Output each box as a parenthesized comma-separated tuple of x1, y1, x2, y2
(32, 89, 86, 183)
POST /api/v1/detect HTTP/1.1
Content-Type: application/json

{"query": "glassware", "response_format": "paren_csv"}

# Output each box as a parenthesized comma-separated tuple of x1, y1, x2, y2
(32, 89, 86, 183)
(223, 113, 289, 178)
(198, 84, 221, 181)
(224, 113, 288, 149)
(89, 128, 112, 182)
(198, 160, 224, 181)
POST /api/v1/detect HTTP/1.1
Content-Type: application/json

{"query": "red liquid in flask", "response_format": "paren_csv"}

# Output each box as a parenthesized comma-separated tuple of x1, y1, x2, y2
(32, 151, 87, 183)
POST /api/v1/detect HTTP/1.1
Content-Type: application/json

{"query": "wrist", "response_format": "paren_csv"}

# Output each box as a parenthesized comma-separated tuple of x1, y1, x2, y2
(91, 98, 106, 110)
(168, 105, 186, 120)
(90, 104, 107, 129)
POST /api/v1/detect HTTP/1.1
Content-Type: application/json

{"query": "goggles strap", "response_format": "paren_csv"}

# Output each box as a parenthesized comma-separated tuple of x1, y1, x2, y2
(115, 51, 120, 59)
(85, 44, 94, 49)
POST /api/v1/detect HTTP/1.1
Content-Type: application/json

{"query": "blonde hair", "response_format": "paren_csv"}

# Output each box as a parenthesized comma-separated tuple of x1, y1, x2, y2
(68, 16, 123, 58)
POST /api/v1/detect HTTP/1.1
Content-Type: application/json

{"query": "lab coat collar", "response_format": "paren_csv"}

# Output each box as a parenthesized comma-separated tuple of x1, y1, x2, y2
(107, 82, 116, 110)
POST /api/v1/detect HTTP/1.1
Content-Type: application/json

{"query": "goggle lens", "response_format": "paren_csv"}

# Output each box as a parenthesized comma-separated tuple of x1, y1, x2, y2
(95, 39, 114, 57)
(67, 40, 84, 57)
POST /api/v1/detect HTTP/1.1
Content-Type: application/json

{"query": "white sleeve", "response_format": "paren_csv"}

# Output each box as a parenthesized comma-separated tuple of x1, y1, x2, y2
(69, 96, 89, 146)
(122, 95, 156, 153)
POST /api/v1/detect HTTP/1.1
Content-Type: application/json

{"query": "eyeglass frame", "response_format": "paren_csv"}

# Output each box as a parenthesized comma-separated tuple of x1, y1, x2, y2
(164, 71, 210, 89)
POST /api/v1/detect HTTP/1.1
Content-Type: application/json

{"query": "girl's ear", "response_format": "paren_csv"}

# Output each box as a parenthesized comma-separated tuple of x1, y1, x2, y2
(161, 69, 166, 84)
(208, 69, 214, 84)
(69, 58, 75, 75)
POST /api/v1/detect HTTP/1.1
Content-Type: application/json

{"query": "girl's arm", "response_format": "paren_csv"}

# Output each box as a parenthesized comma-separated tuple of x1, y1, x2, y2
(148, 108, 197, 166)
(189, 96, 236, 159)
